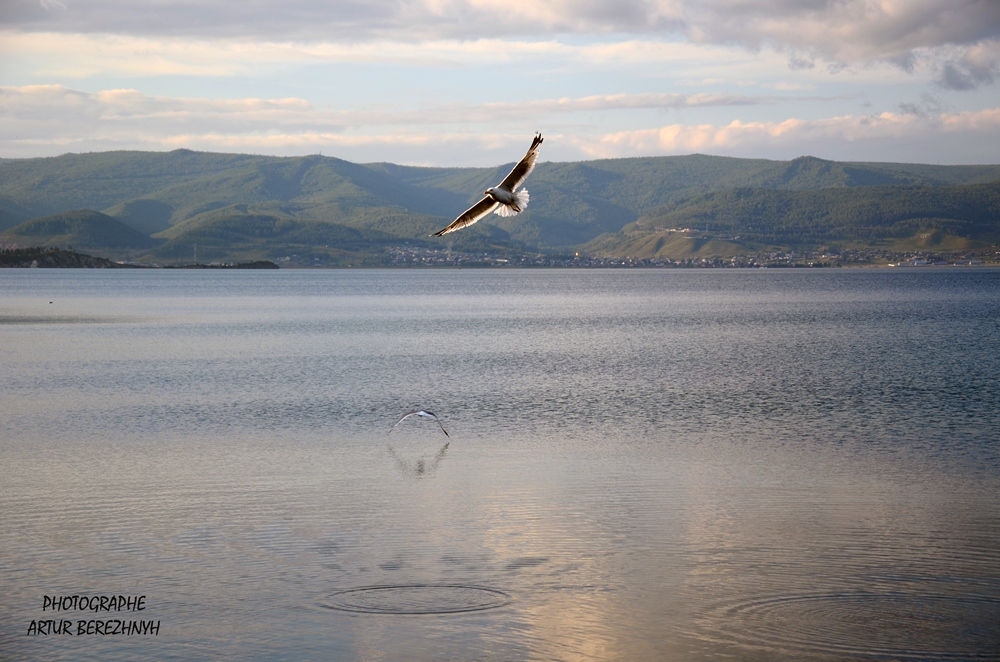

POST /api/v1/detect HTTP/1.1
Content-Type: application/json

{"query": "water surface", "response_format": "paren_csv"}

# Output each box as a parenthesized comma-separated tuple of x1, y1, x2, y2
(2, 269, 998, 660)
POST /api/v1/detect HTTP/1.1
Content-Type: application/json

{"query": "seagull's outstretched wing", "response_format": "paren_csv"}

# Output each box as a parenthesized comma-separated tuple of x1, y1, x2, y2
(498, 133, 543, 193)
(432, 196, 499, 237)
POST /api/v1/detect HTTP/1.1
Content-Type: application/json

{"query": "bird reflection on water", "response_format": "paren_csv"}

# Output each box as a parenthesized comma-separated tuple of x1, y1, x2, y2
(387, 442, 450, 478)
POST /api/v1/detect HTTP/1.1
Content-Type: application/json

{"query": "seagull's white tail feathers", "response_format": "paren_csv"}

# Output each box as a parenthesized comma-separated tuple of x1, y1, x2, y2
(494, 189, 529, 217)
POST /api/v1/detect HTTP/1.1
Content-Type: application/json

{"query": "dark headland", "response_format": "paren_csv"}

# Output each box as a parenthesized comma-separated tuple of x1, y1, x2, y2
(0, 247, 277, 269)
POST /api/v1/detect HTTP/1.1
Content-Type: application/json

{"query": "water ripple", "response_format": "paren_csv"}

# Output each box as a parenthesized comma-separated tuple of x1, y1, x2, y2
(322, 585, 512, 614)
(692, 591, 1000, 659)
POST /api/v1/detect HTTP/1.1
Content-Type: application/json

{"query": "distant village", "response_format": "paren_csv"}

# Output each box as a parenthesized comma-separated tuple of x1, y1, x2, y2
(382, 246, 994, 269)
(3, 245, 994, 269)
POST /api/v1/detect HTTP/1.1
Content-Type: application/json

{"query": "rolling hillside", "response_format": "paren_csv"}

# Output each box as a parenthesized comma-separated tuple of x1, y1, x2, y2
(0, 209, 161, 250)
(584, 181, 1000, 258)
(1, 149, 998, 261)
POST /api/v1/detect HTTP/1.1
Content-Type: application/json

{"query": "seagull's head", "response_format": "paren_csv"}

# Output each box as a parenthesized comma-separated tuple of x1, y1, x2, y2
(484, 187, 495, 196)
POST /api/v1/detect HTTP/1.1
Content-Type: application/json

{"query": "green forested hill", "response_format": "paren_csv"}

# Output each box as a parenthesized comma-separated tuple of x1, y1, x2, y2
(584, 181, 1000, 258)
(0, 209, 161, 250)
(0, 149, 998, 261)
(143, 203, 506, 263)
(639, 181, 1000, 238)
(366, 155, 1000, 247)
(0, 150, 269, 224)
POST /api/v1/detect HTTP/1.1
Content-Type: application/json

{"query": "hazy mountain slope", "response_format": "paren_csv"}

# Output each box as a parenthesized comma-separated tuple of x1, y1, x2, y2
(0, 150, 269, 219)
(2, 149, 1000, 258)
(0, 209, 161, 249)
(102, 199, 176, 236)
(369, 154, 1000, 202)
(151, 214, 384, 261)
(5, 150, 1000, 227)
(102, 155, 468, 234)
(640, 180, 1000, 236)
(0, 198, 34, 232)
(146, 201, 525, 262)
(584, 180, 1000, 258)
(367, 154, 1000, 247)
(848, 161, 1000, 186)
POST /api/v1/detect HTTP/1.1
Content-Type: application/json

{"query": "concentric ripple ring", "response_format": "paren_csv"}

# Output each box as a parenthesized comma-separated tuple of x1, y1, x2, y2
(322, 584, 512, 614)
(691, 591, 1000, 659)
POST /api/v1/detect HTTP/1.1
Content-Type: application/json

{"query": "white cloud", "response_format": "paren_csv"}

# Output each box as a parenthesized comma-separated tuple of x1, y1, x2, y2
(2, 85, 998, 164)
(682, 0, 999, 61)
(580, 108, 1000, 163)
(0, 84, 793, 136)
(934, 40, 1000, 90)
(0, 31, 779, 76)
(0, 84, 786, 162)
(3, 0, 997, 77)
(761, 82, 817, 91)
(0, 29, 933, 106)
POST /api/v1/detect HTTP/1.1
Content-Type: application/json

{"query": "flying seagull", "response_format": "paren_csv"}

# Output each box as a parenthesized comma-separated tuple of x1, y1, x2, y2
(432, 133, 543, 236)
(388, 410, 450, 438)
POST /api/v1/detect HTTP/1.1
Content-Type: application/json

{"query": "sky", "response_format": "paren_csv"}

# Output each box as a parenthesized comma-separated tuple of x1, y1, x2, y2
(1, 0, 999, 165)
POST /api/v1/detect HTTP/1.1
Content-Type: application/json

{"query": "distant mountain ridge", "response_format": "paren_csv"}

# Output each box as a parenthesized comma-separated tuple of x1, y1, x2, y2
(584, 180, 1000, 259)
(1, 149, 998, 262)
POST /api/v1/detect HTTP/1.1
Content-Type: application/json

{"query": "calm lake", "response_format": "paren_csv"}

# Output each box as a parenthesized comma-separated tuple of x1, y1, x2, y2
(1, 268, 998, 660)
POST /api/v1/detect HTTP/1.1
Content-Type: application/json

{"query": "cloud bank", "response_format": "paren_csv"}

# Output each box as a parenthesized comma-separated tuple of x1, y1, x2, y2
(4, 0, 997, 75)
(584, 108, 1000, 162)
(3, 85, 997, 164)
(0, 84, 795, 133)
(2, 1, 999, 162)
